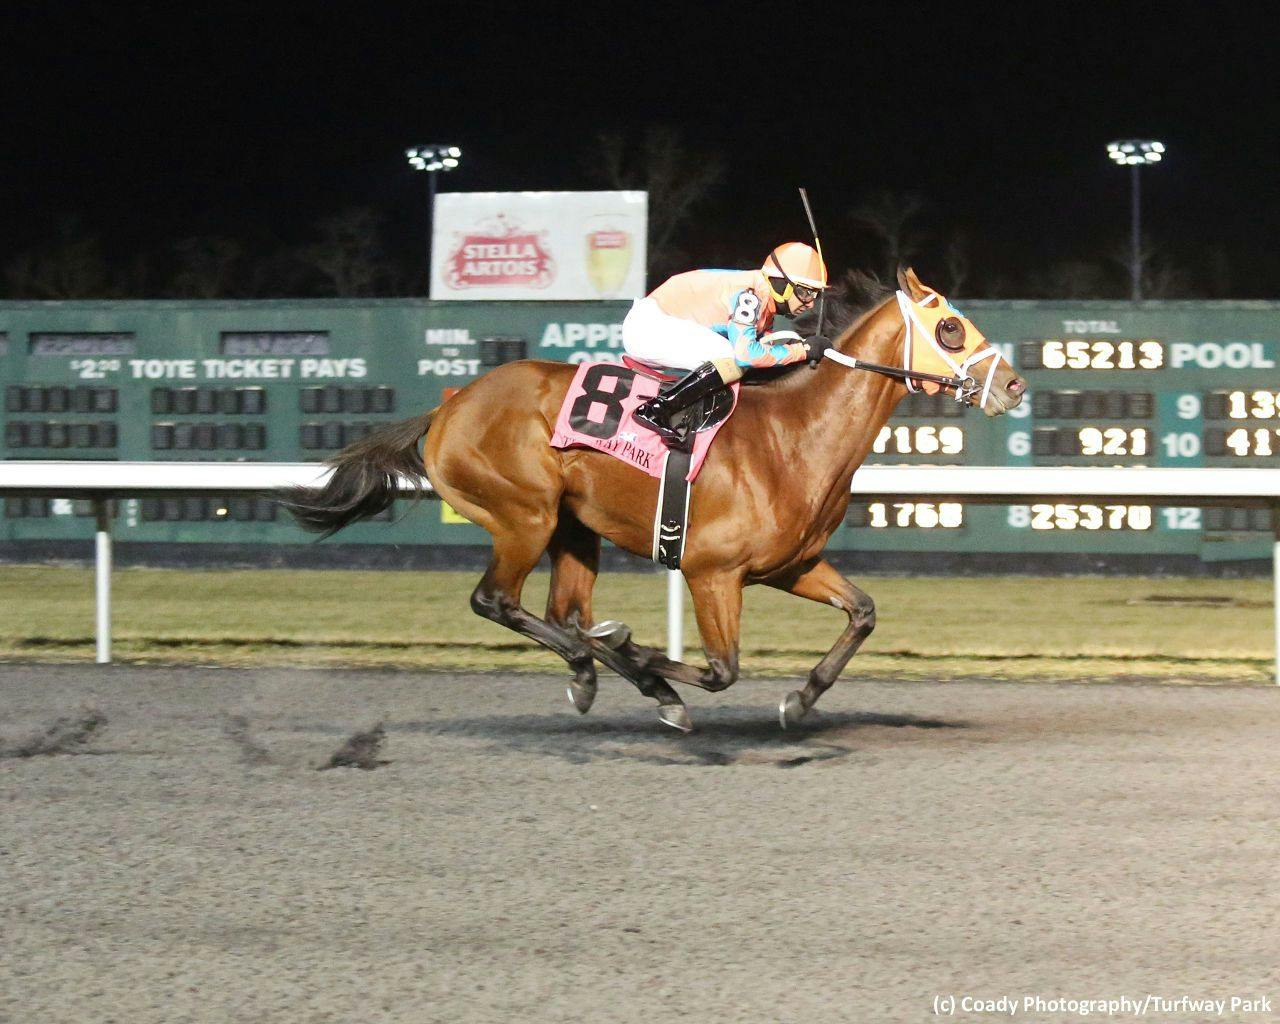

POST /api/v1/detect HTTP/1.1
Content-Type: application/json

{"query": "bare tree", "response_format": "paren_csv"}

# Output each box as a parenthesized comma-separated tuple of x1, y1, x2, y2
(983, 273, 1012, 299)
(4, 229, 112, 298)
(849, 191, 925, 279)
(1026, 260, 1109, 299)
(944, 233, 970, 297)
(593, 126, 724, 281)
(1143, 257, 1192, 299)
(1106, 236, 1160, 299)
(298, 207, 387, 296)
(245, 245, 310, 298)
(1207, 246, 1233, 298)
(116, 252, 156, 298)
(1099, 235, 1193, 299)
(170, 236, 244, 298)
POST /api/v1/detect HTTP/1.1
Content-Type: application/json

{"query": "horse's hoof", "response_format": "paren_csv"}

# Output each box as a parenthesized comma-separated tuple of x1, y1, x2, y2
(566, 677, 597, 715)
(586, 620, 632, 650)
(657, 704, 693, 733)
(779, 691, 808, 730)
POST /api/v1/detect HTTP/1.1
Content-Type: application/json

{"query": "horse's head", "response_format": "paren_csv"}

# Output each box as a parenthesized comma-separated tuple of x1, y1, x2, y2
(893, 267, 1026, 416)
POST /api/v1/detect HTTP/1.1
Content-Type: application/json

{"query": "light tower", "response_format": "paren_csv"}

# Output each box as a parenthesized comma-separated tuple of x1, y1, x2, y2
(405, 144, 462, 293)
(1106, 139, 1165, 301)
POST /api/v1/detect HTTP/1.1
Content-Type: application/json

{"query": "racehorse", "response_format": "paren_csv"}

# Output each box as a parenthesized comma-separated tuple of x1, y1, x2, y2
(285, 268, 1026, 731)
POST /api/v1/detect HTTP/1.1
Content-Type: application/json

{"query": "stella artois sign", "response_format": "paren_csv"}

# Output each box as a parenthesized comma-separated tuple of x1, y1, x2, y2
(431, 191, 647, 300)
(445, 217, 556, 290)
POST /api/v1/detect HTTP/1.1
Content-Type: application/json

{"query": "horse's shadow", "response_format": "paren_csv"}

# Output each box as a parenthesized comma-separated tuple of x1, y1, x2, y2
(394, 708, 967, 767)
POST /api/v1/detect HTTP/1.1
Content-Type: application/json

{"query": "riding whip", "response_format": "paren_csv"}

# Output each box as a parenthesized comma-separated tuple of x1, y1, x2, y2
(798, 187, 827, 346)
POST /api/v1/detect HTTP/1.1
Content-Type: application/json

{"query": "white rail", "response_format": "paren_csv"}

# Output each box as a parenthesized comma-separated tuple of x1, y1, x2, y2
(1, 461, 1277, 679)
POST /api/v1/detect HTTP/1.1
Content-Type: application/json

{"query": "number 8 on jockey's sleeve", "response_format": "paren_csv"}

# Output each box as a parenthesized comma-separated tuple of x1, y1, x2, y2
(623, 242, 828, 444)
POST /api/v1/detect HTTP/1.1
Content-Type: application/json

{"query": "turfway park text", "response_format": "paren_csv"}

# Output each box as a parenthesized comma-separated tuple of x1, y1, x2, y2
(938, 994, 1273, 1016)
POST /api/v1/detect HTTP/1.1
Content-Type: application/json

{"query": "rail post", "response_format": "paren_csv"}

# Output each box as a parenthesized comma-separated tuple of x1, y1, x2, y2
(666, 569, 683, 661)
(94, 498, 112, 665)
(1274, 501, 1280, 686)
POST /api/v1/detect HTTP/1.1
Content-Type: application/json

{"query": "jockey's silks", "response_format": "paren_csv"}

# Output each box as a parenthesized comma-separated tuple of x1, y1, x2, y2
(648, 269, 808, 369)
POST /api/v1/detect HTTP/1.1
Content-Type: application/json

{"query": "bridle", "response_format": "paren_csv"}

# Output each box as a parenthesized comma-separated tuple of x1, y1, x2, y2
(821, 290, 1006, 409)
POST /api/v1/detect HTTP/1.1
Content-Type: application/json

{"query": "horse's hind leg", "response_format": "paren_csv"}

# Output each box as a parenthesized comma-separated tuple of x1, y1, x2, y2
(545, 514, 691, 731)
(469, 522, 597, 687)
(544, 514, 601, 713)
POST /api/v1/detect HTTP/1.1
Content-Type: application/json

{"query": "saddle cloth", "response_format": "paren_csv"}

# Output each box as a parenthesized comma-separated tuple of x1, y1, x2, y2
(549, 361, 738, 483)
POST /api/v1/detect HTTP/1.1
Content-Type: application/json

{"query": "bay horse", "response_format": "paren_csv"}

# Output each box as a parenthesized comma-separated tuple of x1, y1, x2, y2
(285, 268, 1026, 731)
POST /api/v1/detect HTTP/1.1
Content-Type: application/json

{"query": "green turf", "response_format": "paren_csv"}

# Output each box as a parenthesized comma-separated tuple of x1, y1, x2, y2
(2, 563, 1269, 686)
(0, 566, 1272, 683)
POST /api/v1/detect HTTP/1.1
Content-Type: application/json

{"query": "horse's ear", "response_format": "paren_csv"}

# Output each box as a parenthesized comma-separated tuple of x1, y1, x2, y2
(896, 266, 929, 300)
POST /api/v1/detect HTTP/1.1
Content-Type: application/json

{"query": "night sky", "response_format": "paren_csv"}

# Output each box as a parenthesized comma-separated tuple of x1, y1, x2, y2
(1, 3, 1274, 297)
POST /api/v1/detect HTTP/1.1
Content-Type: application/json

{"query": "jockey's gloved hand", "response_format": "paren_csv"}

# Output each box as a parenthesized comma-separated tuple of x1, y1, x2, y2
(805, 335, 832, 365)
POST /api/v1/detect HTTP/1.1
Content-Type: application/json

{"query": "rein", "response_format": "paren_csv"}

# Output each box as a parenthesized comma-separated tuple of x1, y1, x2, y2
(821, 290, 1003, 408)
(822, 349, 981, 404)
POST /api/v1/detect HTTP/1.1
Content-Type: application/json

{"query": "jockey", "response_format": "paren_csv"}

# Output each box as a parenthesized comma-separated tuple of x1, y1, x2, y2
(624, 242, 828, 442)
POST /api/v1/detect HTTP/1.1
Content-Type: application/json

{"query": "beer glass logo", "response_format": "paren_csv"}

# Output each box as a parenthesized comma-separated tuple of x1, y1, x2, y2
(585, 216, 632, 296)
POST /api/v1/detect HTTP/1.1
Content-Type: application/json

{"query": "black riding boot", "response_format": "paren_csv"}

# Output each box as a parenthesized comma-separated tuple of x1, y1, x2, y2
(632, 361, 726, 443)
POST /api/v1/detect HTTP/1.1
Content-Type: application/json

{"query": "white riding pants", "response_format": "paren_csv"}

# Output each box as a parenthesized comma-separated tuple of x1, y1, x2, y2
(621, 297, 734, 371)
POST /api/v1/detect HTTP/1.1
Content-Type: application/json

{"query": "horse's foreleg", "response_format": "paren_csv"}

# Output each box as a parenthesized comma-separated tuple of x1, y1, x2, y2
(768, 559, 875, 728)
(607, 635, 718, 688)
(587, 639, 692, 732)
(683, 572, 744, 693)
(591, 572, 744, 698)
(545, 515, 690, 729)
(579, 570, 743, 733)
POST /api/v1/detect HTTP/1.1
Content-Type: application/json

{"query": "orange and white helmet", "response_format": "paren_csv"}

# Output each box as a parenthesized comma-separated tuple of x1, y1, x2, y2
(761, 242, 828, 303)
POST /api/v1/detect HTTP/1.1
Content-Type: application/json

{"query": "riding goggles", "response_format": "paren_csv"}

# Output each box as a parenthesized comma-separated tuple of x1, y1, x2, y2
(767, 250, 824, 305)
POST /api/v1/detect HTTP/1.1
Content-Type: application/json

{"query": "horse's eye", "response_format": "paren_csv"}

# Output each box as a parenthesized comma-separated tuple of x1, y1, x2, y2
(936, 316, 965, 351)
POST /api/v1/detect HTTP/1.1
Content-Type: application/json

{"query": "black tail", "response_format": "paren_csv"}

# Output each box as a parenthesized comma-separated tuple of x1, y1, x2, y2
(280, 409, 437, 539)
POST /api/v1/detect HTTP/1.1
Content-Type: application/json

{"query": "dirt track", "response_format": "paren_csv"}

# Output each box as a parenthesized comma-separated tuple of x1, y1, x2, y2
(2, 665, 1278, 1023)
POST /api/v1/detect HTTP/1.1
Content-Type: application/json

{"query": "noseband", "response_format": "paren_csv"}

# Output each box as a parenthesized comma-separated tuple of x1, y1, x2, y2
(822, 291, 1006, 409)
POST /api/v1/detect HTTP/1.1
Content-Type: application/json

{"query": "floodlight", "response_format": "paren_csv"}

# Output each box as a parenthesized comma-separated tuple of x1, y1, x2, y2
(1105, 140, 1167, 300)
(1108, 139, 1165, 166)
(406, 144, 463, 174)
(405, 143, 465, 296)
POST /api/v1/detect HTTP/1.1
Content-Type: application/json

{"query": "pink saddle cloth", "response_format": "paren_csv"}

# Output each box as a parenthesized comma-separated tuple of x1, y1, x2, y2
(549, 361, 738, 482)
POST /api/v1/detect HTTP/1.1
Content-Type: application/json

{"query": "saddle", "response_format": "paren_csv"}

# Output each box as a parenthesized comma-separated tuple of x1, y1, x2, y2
(621, 356, 735, 451)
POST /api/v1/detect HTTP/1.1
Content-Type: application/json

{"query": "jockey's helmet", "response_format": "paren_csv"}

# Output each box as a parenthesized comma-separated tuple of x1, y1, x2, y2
(762, 242, 828, 305)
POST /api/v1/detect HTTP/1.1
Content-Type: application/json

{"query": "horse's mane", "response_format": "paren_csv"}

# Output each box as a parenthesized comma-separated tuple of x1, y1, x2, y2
(746, 270, 895, 390)
(794, 268, 895, 339)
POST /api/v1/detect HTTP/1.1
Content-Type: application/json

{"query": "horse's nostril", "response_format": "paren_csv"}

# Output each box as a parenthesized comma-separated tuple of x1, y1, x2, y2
(1007, 377, 1026, 395)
